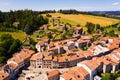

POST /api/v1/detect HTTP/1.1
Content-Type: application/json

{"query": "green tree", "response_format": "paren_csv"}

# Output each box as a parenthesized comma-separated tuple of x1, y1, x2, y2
(0, 56, 6, 64)
(8, 39, 21, 57)
(0, 34, 21, 64)
(0, 34, 13, 41)
(0, 47, 6, 56)
(85, 22, 95, 34)
(47, 32, 53, 39)
(76, 24, 80, 27)
(102, 73, 111, 80)
(96, 24, 100, 30)
(24, 24, 33, 35)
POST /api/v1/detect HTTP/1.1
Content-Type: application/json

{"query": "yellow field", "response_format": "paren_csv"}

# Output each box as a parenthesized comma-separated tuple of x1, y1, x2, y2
(45, 13, 120, 26)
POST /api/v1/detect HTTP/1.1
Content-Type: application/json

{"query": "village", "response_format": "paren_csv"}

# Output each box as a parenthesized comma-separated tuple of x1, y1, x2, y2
(1, 0, 120, 80)
(0, 17, 120, 80)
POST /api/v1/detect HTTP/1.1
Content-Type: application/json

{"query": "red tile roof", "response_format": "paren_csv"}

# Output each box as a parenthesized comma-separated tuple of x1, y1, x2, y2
(0, 71, 9, 80)
(72, 27, 82, 30)
(47, 70, 59, 78)
(30, 52, 43, 60)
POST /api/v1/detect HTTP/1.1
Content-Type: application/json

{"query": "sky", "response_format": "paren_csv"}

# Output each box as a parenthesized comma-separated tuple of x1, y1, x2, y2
(0, 0, 120, 12)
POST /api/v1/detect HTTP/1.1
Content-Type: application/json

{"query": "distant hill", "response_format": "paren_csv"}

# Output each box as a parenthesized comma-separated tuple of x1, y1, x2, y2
(91, 11, 120, 18)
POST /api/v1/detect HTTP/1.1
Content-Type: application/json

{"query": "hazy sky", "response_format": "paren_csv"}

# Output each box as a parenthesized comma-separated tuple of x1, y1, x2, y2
(0, 0, 120, 11)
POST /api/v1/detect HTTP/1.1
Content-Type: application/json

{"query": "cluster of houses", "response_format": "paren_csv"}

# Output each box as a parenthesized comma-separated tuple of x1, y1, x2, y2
(31, 27, 120, 69)
(29, 27, 120, 80)
(1, 26, 120, 80)
(44, 48, 120, 80)
(0, 49, 35, 80)
(34, 37, 120, 80)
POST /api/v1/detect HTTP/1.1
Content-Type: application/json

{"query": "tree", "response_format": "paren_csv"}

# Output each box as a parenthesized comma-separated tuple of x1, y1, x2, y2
(0, 56, 6, 64)
(47, 32, 53, 39)
(0, 47, 6, 56)
(8, 39, 21, 56)
(102, 73, 111, 80)
(0, 10, 48, 32)
(85, 22, 95, 34)
(24, 24, 33, 35)
(0, 34, 21, 64)
(96, 24, 100, 30)
(0, 34, 13, 41)
(76, 24, 80, 27)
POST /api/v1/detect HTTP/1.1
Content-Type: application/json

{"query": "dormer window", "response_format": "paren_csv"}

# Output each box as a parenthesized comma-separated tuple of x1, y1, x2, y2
(2, 75, 4, 78)
(78, 75, 80, 78)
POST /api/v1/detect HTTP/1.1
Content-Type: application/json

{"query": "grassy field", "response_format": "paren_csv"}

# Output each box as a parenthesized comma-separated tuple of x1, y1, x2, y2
(44, 13, 120, 26)
(0, 31, 26, 41)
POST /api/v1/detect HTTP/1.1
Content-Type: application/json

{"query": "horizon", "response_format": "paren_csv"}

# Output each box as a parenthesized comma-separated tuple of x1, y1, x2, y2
(1, 9, 120, 12)
(0, 0, 120, 12)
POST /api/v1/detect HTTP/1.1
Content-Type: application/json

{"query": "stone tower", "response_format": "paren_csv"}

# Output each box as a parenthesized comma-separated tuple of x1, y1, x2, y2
(57, 18, 60, 27)
(51, 18, 55, 27)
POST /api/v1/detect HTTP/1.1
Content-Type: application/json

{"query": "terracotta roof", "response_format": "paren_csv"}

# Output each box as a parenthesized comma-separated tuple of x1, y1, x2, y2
(108, 44, 118, 50)
(8, 63, 18, 70)
(89, 60, 100, 70)
(79, 60, 99, 71)
(93, 41, 100, 45)
(68, 55, 79, 61)
(61, 69, 84, 80)
(61, 72, 72, 80)
(67, 70, 83, 80)
(84, 50, 94, 57)
(112, 38, 120, 45)
(37, 41, 44, 46)
(47, 70, 59, 78)
(101, 37, 109, 41)
(114, 48, 120, 53)
(72, 27, 82, 30)
(104, 55, 119, 66)
(44, 56, 52, 60)
(30, 52, 43, 60)
(58, 57, 67, 63)
(99, 57, 111, 65)
(43, 38, 49, 42)
(0, 71, 9, 80)
(8, 49, 34, 65)
(77, 67, 89, 78)
(48, 42, 55, 47)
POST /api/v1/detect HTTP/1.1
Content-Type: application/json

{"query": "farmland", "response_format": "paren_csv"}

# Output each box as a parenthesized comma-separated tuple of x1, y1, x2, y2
(44, 13, 120, 26)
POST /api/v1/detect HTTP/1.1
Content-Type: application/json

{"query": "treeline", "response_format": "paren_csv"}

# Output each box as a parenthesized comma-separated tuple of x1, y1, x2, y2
(39, 9, 94, 15)
(0, 34, 21, 64)
(85, 22, 120, 37)
(0, 22, 18, 32)
(0, 10, 48, 33)
(58, 9, 94, 15)
(58, 9, 80, 14)
(39, 10, 56, 14)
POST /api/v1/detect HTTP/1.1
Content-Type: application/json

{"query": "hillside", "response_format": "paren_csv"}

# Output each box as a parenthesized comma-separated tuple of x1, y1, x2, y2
(0, 31, 26, 41)
(44, 13, 120, 26)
